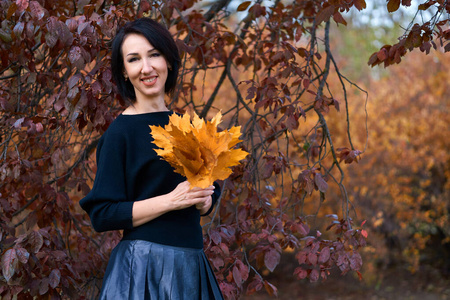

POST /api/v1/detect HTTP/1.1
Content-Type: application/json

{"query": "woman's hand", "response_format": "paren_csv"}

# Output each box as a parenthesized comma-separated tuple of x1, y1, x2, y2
(168, 181, 214, 213)
(132, 181, 214, 227)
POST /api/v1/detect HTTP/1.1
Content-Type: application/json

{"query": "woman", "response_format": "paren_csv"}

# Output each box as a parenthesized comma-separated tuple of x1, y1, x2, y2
(80, 18, 224, 299)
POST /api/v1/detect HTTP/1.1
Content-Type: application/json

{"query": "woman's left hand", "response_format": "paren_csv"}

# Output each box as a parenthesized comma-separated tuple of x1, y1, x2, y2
(192, 186, 213, 215)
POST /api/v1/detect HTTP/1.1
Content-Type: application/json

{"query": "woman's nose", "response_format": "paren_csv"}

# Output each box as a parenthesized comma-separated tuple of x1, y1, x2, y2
(141, 58, 153, 74)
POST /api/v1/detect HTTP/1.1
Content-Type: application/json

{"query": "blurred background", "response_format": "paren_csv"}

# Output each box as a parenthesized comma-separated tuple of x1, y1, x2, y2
(0, 0, 448, 298)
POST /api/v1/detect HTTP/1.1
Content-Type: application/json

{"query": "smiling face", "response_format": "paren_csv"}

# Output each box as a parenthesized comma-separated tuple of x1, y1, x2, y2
(121, 33, 169, 104)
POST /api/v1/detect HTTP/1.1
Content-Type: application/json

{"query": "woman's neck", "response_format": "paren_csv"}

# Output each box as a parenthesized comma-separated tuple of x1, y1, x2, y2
(124, 98, 169, 115)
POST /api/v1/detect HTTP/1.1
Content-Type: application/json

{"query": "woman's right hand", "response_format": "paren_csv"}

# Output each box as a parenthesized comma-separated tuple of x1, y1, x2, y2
(132, 181, 214, 227)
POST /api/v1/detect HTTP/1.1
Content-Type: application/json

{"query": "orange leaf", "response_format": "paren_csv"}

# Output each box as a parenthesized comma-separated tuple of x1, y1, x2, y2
(150, 111, 249, 188)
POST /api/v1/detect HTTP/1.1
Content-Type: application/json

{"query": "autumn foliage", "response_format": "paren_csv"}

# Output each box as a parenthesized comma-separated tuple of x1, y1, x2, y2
(150, 111, 248, 189)
(0, 0, 448, 299)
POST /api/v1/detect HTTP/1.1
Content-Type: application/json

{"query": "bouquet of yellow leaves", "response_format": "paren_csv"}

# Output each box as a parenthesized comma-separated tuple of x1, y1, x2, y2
(149, 111, 249, 189)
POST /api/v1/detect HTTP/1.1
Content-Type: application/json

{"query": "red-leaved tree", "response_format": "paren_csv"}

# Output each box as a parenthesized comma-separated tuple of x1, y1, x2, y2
(0, 0, 448, 299)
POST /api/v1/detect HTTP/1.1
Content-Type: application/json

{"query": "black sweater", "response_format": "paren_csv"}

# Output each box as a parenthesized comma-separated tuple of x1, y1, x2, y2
(79, 111, 220, 249)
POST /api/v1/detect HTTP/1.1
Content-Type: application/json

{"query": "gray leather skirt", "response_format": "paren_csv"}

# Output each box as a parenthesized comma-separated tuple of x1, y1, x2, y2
(98, 240, 224, 299)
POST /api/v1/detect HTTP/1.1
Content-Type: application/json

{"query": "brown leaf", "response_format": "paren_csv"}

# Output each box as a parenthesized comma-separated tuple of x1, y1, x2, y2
(237, 1, 252, 11)
(263, 280, 278, 297)
(387, 0, 400, 12)
(332, 12, 347, 26)
(353, 0, 367, 10)
(316, 5, 335, 25)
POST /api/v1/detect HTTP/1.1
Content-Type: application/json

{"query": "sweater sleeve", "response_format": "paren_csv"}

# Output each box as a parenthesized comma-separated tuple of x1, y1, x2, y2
(79, 130, 134, 232)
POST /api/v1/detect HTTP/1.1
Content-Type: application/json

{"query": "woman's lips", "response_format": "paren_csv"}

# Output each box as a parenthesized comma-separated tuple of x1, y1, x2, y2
(141, 76, 157, 86)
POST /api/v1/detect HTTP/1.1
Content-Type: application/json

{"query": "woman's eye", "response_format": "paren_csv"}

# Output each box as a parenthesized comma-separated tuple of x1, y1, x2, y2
(128, 57, 138, 63)
(151, 53, 161, 58)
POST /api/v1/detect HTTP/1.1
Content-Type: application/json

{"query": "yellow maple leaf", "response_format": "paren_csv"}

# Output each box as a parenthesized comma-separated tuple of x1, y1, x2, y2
(149, 111, 249, 189)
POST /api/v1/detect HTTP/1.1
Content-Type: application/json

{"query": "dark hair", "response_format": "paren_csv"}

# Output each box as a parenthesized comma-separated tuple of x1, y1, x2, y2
(111, 18, 181, 102)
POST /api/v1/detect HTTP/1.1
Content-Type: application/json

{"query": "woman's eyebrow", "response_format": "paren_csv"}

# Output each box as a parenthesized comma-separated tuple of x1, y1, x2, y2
(126, 48, 156, 57)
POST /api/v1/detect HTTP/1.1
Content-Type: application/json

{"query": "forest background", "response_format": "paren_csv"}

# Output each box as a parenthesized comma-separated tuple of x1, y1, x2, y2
(0, 0, 449, 299)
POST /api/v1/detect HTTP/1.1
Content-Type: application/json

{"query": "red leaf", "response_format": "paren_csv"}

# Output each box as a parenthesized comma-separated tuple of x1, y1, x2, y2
(39, 277, 49, 295)
(361, 229, 368, 238)
(356, 270, 363, 280)
(314, 173, 328, 193)
(210, 257, 224, 269)
(316, 5, 335, 25)
(377, 48, 388, 61)
(349, 252, 363, 270)
(296, 251, 307, 264)
(236, 260, 249, 281)
(249, 3, 266, 18)
(401, 0, 411, 6)
(69, 46, 84, 69)
(15, 247, 29, 264)
(286, 114, 299, 131)
(246, 277, 263, 294)
(318, 246, 330, 264)
(29, 1, 45, 20)
(310, 269, 320, 282)
(299, 223, 310, 236)
(51, 250, 67, 261)
(264, 248, 281, 272)
(1, 249, 18, 282)
(16, 0, 29, 11)
(232, 265, 242, 285)
(49, 269, 61, 289)
(332, 12, 347, 25)
(307, 252, 317, 265)
(210, 230, 221, 245)
(68, 74, 82, 90)
(28, 230, 44, 253)
(294, 267, 308, 279)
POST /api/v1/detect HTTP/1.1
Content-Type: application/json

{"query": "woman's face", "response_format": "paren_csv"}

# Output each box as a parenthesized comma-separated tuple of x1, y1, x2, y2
(121, 33, 169, 102)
